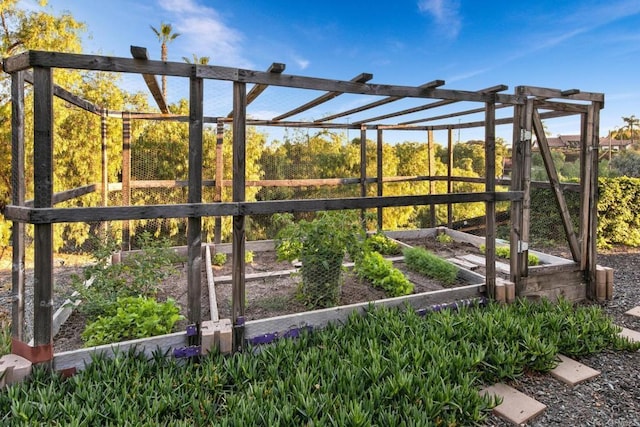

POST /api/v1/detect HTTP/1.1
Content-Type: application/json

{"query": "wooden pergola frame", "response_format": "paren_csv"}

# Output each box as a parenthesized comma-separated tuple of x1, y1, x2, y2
(3, 49, 603, 365)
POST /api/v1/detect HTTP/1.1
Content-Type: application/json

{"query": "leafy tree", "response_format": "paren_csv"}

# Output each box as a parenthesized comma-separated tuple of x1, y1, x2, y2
(182, 54, 210, 65)
(610, 150, 640, 178)
(622, 115, 640, 145)
(150, 22, 180, 101)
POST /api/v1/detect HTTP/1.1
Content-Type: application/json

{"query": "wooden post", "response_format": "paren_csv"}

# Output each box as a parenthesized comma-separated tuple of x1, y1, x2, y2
(447, 127, 454, 227)
(121, 114, 131, 251)
(187, 74, 203, 338)
(484, 95, 496, 299)
(376, 127, 383, 230)
(100, 109, 108, 237)
(520, 98, 533, 278)
(510, 101, 523, 293)
(579, 112, 591, 273)
(585, 103, 600, 300)
(11, 70, 25, 341)
(214, 120, 224, 244)
(32, 67, 54, 361)
(428, 129, 436, 226)
(360, 125, 367, 226)
(232, 82, 247, 351)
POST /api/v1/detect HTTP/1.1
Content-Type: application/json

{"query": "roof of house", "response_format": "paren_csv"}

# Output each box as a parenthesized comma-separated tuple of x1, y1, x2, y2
(540, 134, 633, 149)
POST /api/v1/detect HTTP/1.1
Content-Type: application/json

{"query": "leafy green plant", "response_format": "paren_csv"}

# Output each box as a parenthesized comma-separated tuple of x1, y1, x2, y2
(354, 250, 413, 297)
(212, 252, 227, 266)
(403, 247, 458, 286)
(436, 233, 454, 244)
(276, 211, 364, 308)
(479, 244, 540, 266)
(70, 233, 181, 320)
(245, 250, 254, 263)
(364, 232, 400, 255)
(81, 296, 184, 347)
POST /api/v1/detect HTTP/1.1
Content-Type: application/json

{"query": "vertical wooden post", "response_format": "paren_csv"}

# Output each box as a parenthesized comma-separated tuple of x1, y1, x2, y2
(584, 103, 600, 300)
(447, 127, 454, 228)
(428, 129, 436, 226)
(232, 82, 247, 351)
(484, 95, 497, 299)
(376, 127, 383, 230)
(11, 70, 25, 341)
(360, 126, 367, 226)
(121, 114, 131, 251)
(32, 67, 54, 360)
(579, 112, 591, 273)
(100, 109, 108, 237)
(214, 120, 224, 244)
(520, 98, 533, 278)
(187, 74, 203, 338)
(510, 100, 524, 293)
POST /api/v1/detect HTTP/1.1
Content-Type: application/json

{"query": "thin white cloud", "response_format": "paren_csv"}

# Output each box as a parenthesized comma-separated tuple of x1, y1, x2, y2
(417, 0, 462, 39)
(157, 0, 251, 68)
(292, 55, 310, 70)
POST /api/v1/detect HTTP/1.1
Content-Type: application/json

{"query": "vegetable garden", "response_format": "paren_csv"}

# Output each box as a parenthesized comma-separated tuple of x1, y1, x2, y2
(2, 49, 606, 378)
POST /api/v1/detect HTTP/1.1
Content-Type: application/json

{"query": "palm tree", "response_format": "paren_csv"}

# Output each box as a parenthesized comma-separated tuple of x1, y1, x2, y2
(150, 22, 180, 101)
(622, 115, 640, 145)
(182, 54, 210, 65)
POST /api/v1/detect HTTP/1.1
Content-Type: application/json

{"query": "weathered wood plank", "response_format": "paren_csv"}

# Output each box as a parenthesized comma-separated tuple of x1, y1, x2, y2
(399, 103, 511, 126)
(53, 332, 188, 372)
(33, 67, 54, 351)
(11, 70, 26, 340)
(228, 63, 285, 118)
(244, 284, 485, 340)
(205, 245, 219, 321)
(273, 73, 373, 121)
(377, 128, 383, 229)
(24, 184, 98, 207)
(130, 46, 169, 114)
(518, 85, 604, 103)
(232, 81, 247, 351)
(314, 79, 445, 123)
(187, 76, 204, 327)
(121, 115, 131, 251)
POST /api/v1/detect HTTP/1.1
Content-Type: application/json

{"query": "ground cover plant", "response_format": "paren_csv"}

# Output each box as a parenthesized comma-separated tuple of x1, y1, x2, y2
(1, 298, 637, 425)
(354, 250, 413, 297)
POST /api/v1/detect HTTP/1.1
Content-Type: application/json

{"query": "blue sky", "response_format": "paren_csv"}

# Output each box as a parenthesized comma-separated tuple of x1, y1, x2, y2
(41, 0, 640, 143)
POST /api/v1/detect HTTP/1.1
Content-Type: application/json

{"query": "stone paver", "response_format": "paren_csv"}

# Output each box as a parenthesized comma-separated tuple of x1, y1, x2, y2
(550, 354, 600, 386)
(624, 306, 640, 318)
(619, 327, 640, 343)
(481, 383, 546, 425)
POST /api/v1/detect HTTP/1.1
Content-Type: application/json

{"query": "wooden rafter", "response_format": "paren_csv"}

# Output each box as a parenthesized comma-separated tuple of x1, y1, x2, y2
(313, 79, 445, 123)
(272, 72, 373, 121)
(353, 84, 508, 126)
(227, 62, 285, 118)
(130, 46, 170, 114)
(399, 103, 511, 125)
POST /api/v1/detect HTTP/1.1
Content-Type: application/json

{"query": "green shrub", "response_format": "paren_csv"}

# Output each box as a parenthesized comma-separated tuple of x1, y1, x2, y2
(212, 252, 227, 266)
(354, 250, 413, 297)
(403, 247, 458, 286)
(70, 233, 180, 321)
(364, 232, 400, 255)
(436, 233, 454, 244)
(81, 296, 183, 347)
(245, 250, 254, 263)
(276, 211, 364, 308)
(479, 244, 540, 266)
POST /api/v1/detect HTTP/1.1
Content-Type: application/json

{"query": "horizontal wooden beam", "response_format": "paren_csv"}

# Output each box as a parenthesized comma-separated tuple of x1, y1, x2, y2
(517, 85, 604, 103)
(5, 191, 523, 224)
(130, 46, 169, 114)
(399, 103, 511, 126)
(6, 51, 520, 104)
(24, 184, 98, 207)
(272, 72, 373, 121)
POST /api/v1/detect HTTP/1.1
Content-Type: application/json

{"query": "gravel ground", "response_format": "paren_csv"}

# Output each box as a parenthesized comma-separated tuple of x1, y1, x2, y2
(484, 252, 640, 426)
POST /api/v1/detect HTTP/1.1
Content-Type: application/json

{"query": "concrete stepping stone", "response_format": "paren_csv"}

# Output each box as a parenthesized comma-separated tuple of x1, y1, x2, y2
(550, 354, 600, 386)
(619, 327, 640, 343)
(481, 383, 546, 425)
(624, 306, 640, 318)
